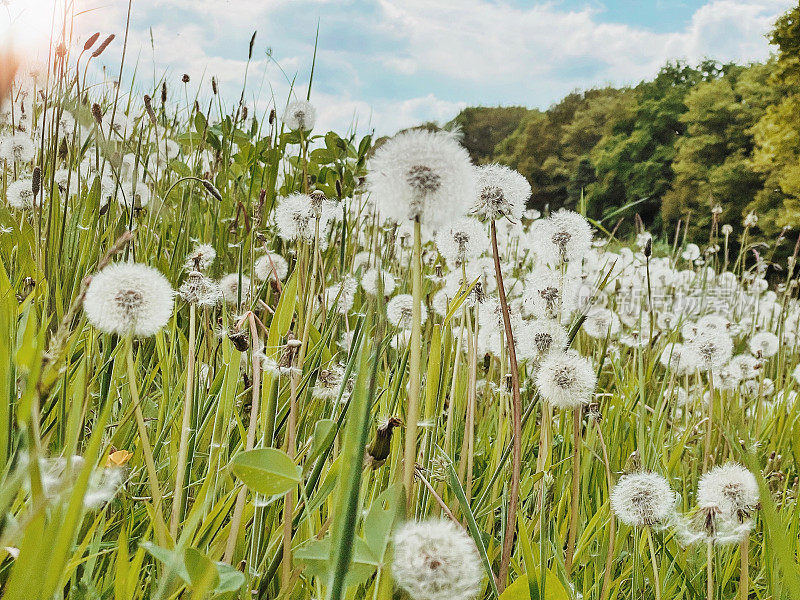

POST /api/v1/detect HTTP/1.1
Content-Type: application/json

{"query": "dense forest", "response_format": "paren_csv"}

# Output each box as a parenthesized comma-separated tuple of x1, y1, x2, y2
(428, 7, 800, 251)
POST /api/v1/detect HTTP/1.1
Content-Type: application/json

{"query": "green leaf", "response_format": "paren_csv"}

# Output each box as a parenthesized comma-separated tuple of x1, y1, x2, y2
(229, 448, 301, 497)
(215, 563, 246, 594)
(309, 418, 336, 463)
(498, 573, 568, 600)
(169, 159, 191, 177)
(295, 536, 379, 589)
(362, 483, 402, 564)
(443, 450, 500, 599)
(185, 547, 220, 591)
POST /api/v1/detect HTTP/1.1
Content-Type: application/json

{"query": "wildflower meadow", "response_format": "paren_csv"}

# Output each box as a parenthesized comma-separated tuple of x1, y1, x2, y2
(1, 3, 800, 600)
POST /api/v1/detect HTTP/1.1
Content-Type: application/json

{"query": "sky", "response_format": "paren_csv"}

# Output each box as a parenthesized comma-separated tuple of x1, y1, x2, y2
(1, 0, 794, 135)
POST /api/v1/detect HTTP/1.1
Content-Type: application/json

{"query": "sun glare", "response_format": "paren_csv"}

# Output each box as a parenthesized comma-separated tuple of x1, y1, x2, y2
(1, 0, 65, 58)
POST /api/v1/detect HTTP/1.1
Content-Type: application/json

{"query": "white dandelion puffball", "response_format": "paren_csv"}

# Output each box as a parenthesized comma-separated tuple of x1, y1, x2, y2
(6, 178, 37, 209)
(697, 463, 759, 520)
(387, 294, 427, 329)
(0, 133, 36, 163)
(582, 308, 621, 339)
(522, 266, 578, 320)
(517, 318, 568, 362)
(368, 130, 475, 234)
(254, 253, 289, 282)
(185, 243, 216, 272)
(219, 273, 251, 305)
(117, 179, 151, 210)
(535, 349, 596, 409)
(53, 169, 81, 198)
(688, 329, 733, 371)
(682, 243, 701, 261)
(434, 217, 487, 267)
(471, 163, 530, 222)
(392, 519, 483, 600)
(729, 354, 761, 380)
(361, 267, 396, 296)
(659, 342, 701, 376)
(611, 471, 676, 527)
(284, 100, 316, 131)
(274, 193, 335, 242)
(178, 272, 222, 307)
(84, 262, 174, 337)
(749, 331, 779, 358)
(312, 364, 344, 401)
(536, 210, 593, 265)
(324, 276, 358, 314)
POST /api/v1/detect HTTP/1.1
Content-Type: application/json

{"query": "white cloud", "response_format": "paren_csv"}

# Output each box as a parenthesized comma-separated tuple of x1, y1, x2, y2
(315, 92, 466, 134)
(375, 0, 790, 86)
(6, 0, 791, 134)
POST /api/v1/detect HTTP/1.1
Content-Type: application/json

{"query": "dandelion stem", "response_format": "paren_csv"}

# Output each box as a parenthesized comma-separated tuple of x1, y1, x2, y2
(594, 418, 615, 600)
(403, 218, 423, 513)
(566, 407, 582, 574)
(646, 526, 662, 600)
(223, 313, 262, 563)
(170, 301, 195, 537)
(490, 220, 522, 590)
(707, 539, 714, 600)
(740, 534, 749, 600)
(125, 337, 167, 548)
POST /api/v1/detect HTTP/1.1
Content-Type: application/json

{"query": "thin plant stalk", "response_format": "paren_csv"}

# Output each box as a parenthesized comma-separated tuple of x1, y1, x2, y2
(707, 539, 714, 600)
(740, 534, 749, 600)
(565, 407, 582, 574)
(170, 301, 195, 537)
(490, 220, 522, 590)
(223, 313, 262, 563)
(646, 526, 662, 600)
(125, 336, 167, 548)
(403, 218, 423, 512)
(594, 417, 615, 600)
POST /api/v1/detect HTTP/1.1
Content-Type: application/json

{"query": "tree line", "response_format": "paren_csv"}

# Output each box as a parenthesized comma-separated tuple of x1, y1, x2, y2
(442, 6, 800, 251)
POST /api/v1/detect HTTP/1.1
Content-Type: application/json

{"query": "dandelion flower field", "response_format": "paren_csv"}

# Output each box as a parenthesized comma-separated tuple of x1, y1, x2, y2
(2, 24, 800, 600)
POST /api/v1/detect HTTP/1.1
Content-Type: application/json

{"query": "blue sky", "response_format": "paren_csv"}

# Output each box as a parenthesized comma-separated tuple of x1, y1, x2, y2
(5, 0, 793, 134)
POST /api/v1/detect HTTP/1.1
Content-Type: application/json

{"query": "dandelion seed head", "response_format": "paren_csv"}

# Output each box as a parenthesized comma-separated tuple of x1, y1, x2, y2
(749, 331, 779, 358)
(84, 262, 174, 337)
(361, 267, 396, 296)
(185, 243, 216, 272)
(536, 210, 593, 265)
(517, 318, 568, 362)
(434, 217, 486, 267)
(392, 519, 484, 600)
(535, 349, 596, 409)
(179, 271, 223, 306)
(729, 354, 761, 381)
(6, 178, 37, 209)
(697, 463, 759, 522)
(324, 275, 358, 314)
(387, 294, 427, 329)
(611, 471, 676, 527)
(284, 100, 316, 131)
(219, 273, 251, 305)
(368, 130, 474, 235)
(471, 163, 530, 222)
(0, 133, 35, 162)
(687, 329, 733, 371)
(254, 253, 289, 282)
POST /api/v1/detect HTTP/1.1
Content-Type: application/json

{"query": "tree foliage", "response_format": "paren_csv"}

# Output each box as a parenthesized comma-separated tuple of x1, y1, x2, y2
(443, 5, 800, 248)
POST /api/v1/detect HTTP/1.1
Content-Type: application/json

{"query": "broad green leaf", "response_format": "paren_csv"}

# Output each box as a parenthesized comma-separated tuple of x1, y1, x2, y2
(295, 536, 379, 589)
(229, 448, 301, 496)
(362, 483, 402, 564)
(499, 573, 569, 600)
(185, 547, 219, 590)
